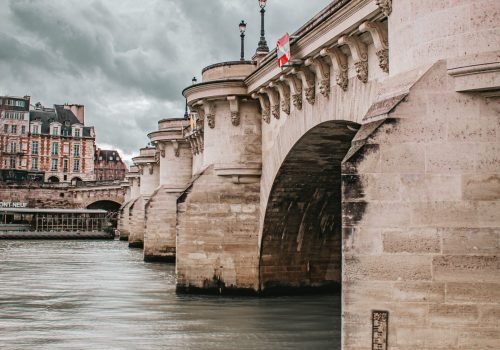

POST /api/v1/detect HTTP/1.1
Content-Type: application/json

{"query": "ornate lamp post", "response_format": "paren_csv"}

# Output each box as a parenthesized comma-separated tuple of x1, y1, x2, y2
(239, 20, 247, 61)
(256, 0, 269, 53)
(192, 77, 197, 85)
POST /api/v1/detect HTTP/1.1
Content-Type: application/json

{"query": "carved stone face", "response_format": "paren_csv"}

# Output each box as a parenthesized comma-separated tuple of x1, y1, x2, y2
(292, 94, 302, 110)
(231, 112, 240, 126)
(355, 61, 368, 83)
(319, 79, 330, 97)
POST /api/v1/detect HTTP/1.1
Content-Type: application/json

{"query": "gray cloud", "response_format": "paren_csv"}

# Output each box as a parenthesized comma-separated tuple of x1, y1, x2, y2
(0, 0, 331, 161)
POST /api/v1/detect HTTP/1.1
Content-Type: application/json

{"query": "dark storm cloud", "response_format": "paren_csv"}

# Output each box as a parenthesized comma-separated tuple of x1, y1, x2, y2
(0, 0, 332, 161)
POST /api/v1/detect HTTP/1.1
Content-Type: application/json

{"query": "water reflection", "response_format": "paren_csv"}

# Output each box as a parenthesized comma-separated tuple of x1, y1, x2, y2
(0, 240, 340, 349)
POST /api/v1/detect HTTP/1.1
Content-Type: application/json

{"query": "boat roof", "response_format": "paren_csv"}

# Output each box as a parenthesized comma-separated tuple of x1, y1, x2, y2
(0, 208, 107, 214)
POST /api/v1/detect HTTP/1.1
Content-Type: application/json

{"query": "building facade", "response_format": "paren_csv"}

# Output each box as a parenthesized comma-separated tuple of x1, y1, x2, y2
(94, 148, 127, 181)
(28, 104, 96, 183)
(0, 96, 31, 172)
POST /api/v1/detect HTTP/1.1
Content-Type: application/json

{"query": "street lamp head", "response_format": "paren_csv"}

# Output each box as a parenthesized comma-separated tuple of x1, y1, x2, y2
(258, 0, 267, 9)
(192, 77, 197, 84)
(239, 20, 247, 34)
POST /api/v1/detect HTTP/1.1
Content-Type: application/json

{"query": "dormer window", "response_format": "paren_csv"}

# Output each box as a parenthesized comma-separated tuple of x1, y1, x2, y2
(74, 129, 80, 138)
(52, 127, 59, 136)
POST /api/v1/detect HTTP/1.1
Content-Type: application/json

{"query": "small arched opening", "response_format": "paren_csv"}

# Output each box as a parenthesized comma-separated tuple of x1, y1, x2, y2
(47, 176, 60, 183)
(87, 200, 122, 230)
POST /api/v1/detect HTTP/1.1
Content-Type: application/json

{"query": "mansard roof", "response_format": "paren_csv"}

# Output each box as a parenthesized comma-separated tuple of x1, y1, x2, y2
(29, 105, 93, 137)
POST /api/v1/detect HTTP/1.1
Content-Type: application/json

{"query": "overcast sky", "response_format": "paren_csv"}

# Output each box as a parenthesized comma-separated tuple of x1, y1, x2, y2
(0, 0, 332, 163)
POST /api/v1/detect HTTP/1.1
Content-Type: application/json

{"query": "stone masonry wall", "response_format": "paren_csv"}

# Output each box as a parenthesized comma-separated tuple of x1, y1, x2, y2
(341, 61, 500, 350)
(176, 167, 260, 294)
(144, 188, 179, 261)
(128, 196, 146, 248)
(0, 185, 78, 208)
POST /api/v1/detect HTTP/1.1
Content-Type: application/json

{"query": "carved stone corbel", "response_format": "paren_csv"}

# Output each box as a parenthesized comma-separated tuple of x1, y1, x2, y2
(137, 165, 144, 175)
(203, 102, 216, 129)
(252, 93, 271, 124)
(171, 140, 180, 157)
(227, 96, 240, 126)
(320, 47, 349, 91)
(305, 57, 330, 98)
(292, 66, 315, 105)
(338, 35, 369, 83)
(157, 141, 166, 158)
(375, 0, 392, 17)
(262, 86, 280, 119)
(271, 81, 291, 115)
(359, 21, 389, 73)
(280, 74, 303, 110)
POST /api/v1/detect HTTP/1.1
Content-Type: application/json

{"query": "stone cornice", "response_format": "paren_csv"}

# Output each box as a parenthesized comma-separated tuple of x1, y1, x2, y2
(245, 0, 379, 93)
(182, 80, 249, 105)
(148, 129, 186, 143)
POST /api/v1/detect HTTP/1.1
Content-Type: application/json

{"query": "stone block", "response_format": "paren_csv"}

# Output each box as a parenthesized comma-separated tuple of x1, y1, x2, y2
(374, 116, 447, 143)
(456, 328, 500, 349)
(393, 282, 445, 303)
(382, 228, 441, 253)
(462, 174, 500, 200)
(433, 255, 499, 282)
(395, 327, 458, 349)
(428, 304, 479, 325)
(476, 143, 500, 173)
(441, 228, 499, 255)
(400, 174, 462, 202)
(426, 142, 477, 174)
(479, 305, 500, 324)
(411, 201, 477, 227)
(353, 202, 412, 228)
(344, 255, 432, 281)
(343, 227, 383, 255)
(446, 282, 500, 303)
(380, 143, 426, 173)
(478, 201, 500, 226)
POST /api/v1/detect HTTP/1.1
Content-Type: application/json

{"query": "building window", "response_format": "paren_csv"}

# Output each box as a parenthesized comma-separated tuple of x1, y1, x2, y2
(73, 144, 80, 157)
(63, 159, 68, 172)
(9, 157, 15, 169)
(11, 125, 17, 134)
(52, 127, 59, 136)
(51, 142, 59, 155)
(62, 129, 68, 137)
(21, 125, 25, 134)
(15, 100, 25, 108)
(10, 141, 17, 153)
(32, 141, 39, 155)
(74, 128, 80, 138)
(63, 144, 69, 154)
(73, 159, 80, 172)
(32, 158, 38, 170)
(3, 125, 7, 133)
(32, 125, 39, 134)
(51, 159, 58, 171)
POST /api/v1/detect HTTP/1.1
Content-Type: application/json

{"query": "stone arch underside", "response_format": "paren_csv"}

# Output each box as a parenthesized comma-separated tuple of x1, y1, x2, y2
(259, 120, 359, 293)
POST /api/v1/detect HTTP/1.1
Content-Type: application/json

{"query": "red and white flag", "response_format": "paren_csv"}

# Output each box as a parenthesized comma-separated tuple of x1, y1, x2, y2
(277, 33, 291, 68)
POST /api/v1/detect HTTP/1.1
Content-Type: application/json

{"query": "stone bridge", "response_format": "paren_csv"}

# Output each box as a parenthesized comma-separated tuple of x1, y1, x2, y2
(119, 0, 500, 348)
(0, 181, 126, 211)
(68, 183, 126, 210)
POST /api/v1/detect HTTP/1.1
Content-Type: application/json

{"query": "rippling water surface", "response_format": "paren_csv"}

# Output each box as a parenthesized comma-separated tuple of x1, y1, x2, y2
(0, 240, 340, 350)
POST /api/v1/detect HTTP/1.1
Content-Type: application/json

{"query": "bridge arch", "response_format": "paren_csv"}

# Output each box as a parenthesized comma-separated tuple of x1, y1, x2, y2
(47, 176, 60, 183)
(259, 120, 359, 294)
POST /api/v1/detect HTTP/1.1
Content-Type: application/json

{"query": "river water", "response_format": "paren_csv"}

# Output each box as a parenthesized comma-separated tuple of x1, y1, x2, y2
(0, 240, 340, 350)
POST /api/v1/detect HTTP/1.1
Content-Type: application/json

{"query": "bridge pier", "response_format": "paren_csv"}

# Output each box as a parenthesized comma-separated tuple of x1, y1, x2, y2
(144, 119, 192, 262)
(128, 148, 158, 248)
(178, 61, 262, 293)
(119, 166, 140, 241)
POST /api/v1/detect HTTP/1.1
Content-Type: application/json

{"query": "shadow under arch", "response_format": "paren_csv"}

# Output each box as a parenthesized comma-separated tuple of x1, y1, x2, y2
(87, 200, 122, 229)
(259, 120, 360, 295)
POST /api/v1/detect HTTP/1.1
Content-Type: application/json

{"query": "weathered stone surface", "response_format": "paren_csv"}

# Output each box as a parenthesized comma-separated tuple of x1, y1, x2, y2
(462, 174, 500, 201)
(446, 283, 500, 304)
(433, 255, 499, 283)
(382, 228, 441, 253)
(441, 228, 499, 255)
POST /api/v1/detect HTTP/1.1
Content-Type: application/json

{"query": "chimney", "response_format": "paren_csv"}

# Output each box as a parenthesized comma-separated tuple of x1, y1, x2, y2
(64, 104, 85, 124)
